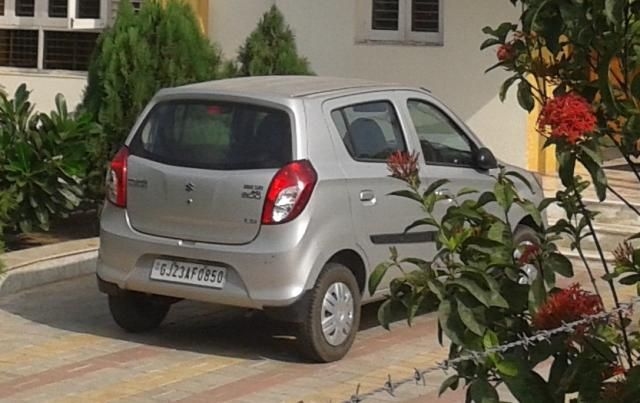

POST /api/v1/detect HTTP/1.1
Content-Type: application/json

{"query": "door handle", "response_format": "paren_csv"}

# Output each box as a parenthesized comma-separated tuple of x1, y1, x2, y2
(359, 190, 376, 204)
(435, 188, 454, 201)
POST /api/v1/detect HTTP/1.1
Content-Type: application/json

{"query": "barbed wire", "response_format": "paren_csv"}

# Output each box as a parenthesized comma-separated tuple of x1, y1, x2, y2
(343, 296, 640, 403)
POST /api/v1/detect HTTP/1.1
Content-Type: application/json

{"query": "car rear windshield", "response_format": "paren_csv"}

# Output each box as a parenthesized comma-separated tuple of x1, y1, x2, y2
(129, 100, 292, 170)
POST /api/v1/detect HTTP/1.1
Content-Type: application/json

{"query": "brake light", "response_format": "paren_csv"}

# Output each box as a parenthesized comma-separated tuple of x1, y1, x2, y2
(262, 160, 317, 225)
(106, 147, 129, 208)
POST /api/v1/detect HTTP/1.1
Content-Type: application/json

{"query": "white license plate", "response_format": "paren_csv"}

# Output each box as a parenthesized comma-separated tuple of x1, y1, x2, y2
(150, 259, 226, 289)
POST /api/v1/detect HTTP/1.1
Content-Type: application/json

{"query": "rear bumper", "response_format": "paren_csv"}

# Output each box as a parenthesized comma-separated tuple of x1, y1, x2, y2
(96, 202, 320, 309)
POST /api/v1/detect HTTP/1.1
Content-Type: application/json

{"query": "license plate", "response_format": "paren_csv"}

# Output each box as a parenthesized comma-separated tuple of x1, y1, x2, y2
(150, 259, 226, 289)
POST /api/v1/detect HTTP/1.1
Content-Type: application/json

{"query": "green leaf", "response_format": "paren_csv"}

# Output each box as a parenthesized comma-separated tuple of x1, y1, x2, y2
(579, 152, 608, 201)
(427, 279, 445, 300)
(368, 262, 391, 295)
(483, 329, 499, 349)
(477, 191, 497, 207)
(495, 359, 519, 377)
(389, 189, 422, 203)
(502, 367, 555, 403)
(469, 378, 499, 403)
(517, 80, 535, 112)
(439, 375, 459, 396)
(494, 181, 515, 211)
(619, 273, 640, 285)
(424, 178, 450, 198)
(529, 271, 546, 311)
(631, 74, 640, 100)
(456, 297, 485, 336)
(438, 299, 466, 345)
(557, 151, 576, 189)
(457, 187, 479, 197)
(377, 299, 393, 330)
(517, 200, 543, 228)
(404, 217, 438, 233)
(546, 252, 573, 277)
(548, 354, 569, 399)
(450, 278, 492, 308)
(538, 197, 556, 212)
(480, 37, 502, 50)
(604, 0, 624, 26)
(623, 366, 640, 400)
(500, 75, 520, 102)
(505, 170, 534, 193)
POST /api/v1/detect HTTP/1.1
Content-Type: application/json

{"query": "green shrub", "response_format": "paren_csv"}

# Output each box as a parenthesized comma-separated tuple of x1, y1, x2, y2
(82, 0, 222, 197)
(0, 188, 12, 271)
(235, 5, 312, 76)
(0, 84, 100, 233)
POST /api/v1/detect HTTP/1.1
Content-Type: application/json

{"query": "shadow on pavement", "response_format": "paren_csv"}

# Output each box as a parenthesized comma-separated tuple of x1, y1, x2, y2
(0, 274, 387, 364)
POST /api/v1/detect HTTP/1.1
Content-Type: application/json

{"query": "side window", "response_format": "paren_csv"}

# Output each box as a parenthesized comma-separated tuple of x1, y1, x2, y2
(407, 99, 475, 166)
(331, 101, 406, 161)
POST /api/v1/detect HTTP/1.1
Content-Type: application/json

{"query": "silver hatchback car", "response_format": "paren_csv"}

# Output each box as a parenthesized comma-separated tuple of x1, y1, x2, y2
(97, 76, 544, 362)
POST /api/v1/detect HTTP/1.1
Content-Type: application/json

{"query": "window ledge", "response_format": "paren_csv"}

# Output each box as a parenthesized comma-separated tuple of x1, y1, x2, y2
(0, 67, 87, 78)
(355, 39, 444, 47)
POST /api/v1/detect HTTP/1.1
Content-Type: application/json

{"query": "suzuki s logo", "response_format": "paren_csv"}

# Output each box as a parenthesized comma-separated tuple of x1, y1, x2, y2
(185, 182, 196, 192)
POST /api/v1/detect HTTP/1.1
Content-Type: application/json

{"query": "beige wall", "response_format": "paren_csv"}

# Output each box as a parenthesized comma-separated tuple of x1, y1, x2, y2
(0, 71, 87, 113)
(210, 0, 526, 167)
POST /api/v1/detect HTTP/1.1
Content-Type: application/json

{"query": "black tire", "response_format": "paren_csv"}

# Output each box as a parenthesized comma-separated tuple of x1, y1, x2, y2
(108, 292, 170, 333)
(296, 263, 361, 363)
(514, 224, 539, 247)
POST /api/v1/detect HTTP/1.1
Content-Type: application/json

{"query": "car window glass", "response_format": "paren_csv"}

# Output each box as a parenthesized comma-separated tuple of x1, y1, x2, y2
(407, 99, 474, 166)
(331, 101, 406, 161)
(131, 101, 292, 170)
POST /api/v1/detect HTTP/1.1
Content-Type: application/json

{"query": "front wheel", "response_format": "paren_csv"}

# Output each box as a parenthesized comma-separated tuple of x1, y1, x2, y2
(513, 225, 541, 285)
(108, 292, 170, 333)
(296, 263, 361, 363)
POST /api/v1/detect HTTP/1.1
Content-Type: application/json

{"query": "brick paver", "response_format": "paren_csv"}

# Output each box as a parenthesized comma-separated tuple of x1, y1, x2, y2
(0, 259, 634, 402)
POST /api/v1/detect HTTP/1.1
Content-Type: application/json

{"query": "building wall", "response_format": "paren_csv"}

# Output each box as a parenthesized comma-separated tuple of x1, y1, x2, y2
(210, 0, 527, 168)
(0, 70, 87, 113)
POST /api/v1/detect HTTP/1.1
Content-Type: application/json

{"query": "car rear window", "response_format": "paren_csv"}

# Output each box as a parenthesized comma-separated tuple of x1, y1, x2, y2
(129, 100, 292, 170)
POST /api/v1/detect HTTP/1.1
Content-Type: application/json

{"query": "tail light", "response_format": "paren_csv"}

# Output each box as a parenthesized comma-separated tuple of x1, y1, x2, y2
(106, 147, 129, 208)
(262, 160, 317, 225)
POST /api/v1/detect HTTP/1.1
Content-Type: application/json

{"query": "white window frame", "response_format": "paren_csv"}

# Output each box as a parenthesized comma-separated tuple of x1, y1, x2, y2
(0, 0, 105, 72)
(68, 0, 108, 29)
(356, 0, 444, 46)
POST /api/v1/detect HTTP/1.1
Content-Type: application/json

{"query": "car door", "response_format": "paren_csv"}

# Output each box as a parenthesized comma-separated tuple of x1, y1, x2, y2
(397, 92, 498, 219)
(323, 94, 437, 297)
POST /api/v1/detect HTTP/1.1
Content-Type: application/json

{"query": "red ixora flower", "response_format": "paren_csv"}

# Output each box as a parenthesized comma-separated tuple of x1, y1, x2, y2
(497, 43, 515, 62)
(538, 93, 598, 144)
(517, 243, 541, 265)
(532, 283, 603, 334)
(387, 151, 420, 185)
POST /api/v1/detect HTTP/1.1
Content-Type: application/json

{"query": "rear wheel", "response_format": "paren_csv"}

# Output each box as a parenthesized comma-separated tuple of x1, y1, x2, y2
(108, 292, 170, 333)
(296, 263, 361, 363)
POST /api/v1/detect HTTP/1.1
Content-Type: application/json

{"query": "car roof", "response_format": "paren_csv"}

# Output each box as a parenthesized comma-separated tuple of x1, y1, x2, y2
(158, 75, 423, 101)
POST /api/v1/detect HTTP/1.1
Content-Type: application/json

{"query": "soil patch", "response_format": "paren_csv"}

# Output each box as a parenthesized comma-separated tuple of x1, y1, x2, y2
(4, 211, 99, 252)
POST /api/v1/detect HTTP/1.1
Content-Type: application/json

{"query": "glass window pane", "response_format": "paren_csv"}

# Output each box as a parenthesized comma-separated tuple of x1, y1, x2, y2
(78, 0, 100, 18)
(332, 101, 406, 161)
(412, 0, 439, 33)
(49, 0, 68, 18)
(44, 31, 99, 71)
(0, 30, 38, 68)
(15, 0, 35, 16)
(372, 0, 399, 31)
(131, 101, 292, 170)
(407, 99, 474, 166)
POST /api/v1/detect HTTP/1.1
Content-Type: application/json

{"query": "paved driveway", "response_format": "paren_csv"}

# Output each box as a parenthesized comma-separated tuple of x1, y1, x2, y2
(0, 275, 463, 403)
(0, 261, 630, 403)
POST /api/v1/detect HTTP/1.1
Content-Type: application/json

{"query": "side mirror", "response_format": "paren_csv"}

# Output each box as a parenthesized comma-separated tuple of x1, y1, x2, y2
(475, 147, 498, 170)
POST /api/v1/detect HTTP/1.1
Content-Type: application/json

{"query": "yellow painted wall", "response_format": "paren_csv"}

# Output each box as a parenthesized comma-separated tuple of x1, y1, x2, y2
(182, 0, 209, 34)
